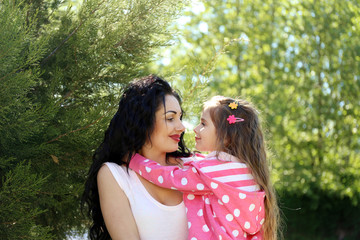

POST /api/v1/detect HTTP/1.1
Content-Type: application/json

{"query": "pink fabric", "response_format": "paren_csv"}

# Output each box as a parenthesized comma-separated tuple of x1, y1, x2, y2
(129, 152, 265, 240)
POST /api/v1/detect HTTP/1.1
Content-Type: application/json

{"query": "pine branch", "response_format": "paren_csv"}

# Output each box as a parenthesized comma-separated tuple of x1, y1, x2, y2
(46, 106, 112, 143)
(40, 0, 107, 66)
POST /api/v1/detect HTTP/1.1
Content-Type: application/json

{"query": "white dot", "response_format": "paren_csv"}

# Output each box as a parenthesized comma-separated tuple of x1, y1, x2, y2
(260, 218, 265, 225)
(202, 224, 209, 232)
(256, 215, 258, 221)
(171, 171, 174, 177)
(188, 222, 191, 229)
(197, 209, 203, 216)
(219, 235, 222, 240)
(221, 226, 226, 232)
(218, 199, 223, 205)
(226, 214, 234, 221)
(187, 194, 195, 200)
(232, 230, 239, 237)
(158, 176, 163, 183)
(191, 238, 197, 240)
(170, 187, 177, 190)
(234, 209, 240, 217)
(197, 183, 204, 190)
(259, 206, 262, 212)
(239, 193, 246, 199)
(144, 159, 149, 162)
(181, 177, 188, 185)
(252, 237, 258, 240)
(211, 182, 218, 189)
(222, 195, 229, 203)
(244, 221, 250, 229)
(185, 207, 188, 213)
(249, 204, 255, 212)
(139, 170, 142, 175)
(244, 232, 247, 237)
(205, 198, 210, 204)
(192, 167, 197, 173)
(145, 166, 151, 173)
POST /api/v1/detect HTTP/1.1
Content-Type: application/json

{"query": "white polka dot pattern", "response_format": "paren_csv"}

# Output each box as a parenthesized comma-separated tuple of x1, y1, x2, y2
(181, 177, 188, 185)
(234, 208, 240, 217)
(128, 153, 266, 240)
(202, 225, 209, 232)
(197, 183, 204, 190)
(211, 182, 218, 189)
(249, 203, 255, 212)
(226, 214, 234, 221)
(239, 192, 246, 199)
(222, 195, 229, 203)
(187, 194, 195, 200)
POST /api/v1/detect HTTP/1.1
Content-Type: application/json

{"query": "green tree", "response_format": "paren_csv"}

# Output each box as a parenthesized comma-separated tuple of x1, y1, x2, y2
(152, 0, 360, 239)
(0, 1, 52, 238)
(1, 0, 188, 238)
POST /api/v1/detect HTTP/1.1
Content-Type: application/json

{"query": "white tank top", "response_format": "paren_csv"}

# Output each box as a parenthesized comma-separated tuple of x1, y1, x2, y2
(104, 162, 188, 240)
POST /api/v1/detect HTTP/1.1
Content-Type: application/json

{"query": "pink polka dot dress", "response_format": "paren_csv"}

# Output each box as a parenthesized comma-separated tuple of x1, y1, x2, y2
(129, 152, 266, 240)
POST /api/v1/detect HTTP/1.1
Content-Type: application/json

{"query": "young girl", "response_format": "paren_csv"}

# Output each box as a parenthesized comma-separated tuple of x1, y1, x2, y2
(129, 96, 280, 240)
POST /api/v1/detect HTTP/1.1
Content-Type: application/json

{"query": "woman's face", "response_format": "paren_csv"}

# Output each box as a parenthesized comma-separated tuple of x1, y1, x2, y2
(145, 94, 185, 154)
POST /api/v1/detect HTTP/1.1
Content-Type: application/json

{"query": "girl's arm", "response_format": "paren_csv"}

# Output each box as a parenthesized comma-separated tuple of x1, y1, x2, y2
(129, 155, 211, 193)
(97, 165, 140, 240)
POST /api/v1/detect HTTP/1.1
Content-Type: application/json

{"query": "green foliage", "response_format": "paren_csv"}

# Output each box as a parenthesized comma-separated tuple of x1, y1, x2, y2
(151, 0, 360, 239)
(0, 162, 53, 239)
(0, 0, 188, 238)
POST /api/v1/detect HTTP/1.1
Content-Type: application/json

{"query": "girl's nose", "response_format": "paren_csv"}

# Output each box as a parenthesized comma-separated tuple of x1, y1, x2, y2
(193, 124, 200, 134)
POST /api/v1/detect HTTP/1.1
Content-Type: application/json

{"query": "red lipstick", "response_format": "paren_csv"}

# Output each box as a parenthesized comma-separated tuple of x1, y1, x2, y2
(170, 134, 181, 142)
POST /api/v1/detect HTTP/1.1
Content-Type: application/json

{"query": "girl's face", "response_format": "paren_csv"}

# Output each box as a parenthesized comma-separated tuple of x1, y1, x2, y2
(193, 107, 217, 152)
(144, 94, 185, 154)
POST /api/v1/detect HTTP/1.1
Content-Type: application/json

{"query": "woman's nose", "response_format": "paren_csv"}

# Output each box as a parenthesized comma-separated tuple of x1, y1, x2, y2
(177, 120, 185, 132)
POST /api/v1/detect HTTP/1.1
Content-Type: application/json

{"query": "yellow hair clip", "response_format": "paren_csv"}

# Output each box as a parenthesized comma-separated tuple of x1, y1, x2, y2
(228, 102, 238, 109)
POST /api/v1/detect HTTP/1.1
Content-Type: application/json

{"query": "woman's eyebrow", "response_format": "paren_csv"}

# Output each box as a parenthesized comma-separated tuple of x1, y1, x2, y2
(164, 110, 182, 115)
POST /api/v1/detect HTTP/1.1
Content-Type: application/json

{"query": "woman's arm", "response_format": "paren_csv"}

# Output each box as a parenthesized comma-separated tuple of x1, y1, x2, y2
(97, 165, 140, 240)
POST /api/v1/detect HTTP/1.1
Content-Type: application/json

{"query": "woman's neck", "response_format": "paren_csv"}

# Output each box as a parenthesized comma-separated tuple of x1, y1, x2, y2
(139, 147, 167, 166)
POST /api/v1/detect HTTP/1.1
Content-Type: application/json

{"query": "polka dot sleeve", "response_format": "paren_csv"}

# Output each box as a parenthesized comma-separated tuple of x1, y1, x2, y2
(129, 154, 212, 193)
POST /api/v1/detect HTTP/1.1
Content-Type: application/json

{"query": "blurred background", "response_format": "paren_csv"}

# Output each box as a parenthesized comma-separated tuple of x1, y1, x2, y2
(1, 0, 359, 239)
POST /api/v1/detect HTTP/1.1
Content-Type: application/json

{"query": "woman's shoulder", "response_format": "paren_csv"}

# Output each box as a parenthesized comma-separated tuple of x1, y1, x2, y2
(98, 162, 133, 190)
(99, 162, 126, 176)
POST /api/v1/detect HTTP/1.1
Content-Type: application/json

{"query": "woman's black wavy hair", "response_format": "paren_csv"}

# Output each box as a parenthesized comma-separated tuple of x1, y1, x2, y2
(81, 75, 190, 240)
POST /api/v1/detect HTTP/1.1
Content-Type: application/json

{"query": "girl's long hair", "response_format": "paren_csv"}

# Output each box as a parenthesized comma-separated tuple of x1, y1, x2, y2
(81, 75, 190, 240)
(205, 96, 280, 240)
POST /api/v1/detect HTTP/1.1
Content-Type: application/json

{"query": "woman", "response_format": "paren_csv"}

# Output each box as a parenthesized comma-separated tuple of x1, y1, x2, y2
(82, 75, 191, 239)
